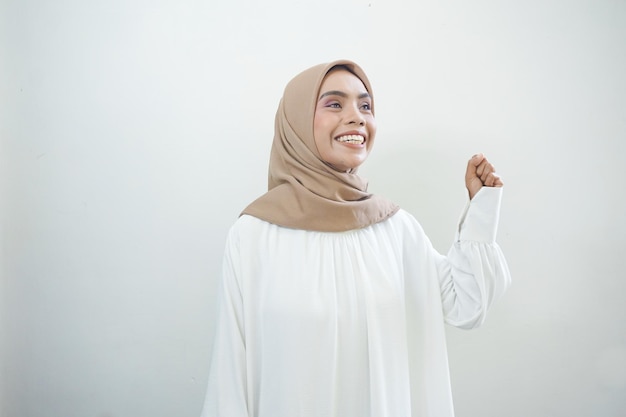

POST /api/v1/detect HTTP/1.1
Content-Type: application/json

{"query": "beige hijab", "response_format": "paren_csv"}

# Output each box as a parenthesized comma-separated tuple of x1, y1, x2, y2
(241, 59, 399, 232)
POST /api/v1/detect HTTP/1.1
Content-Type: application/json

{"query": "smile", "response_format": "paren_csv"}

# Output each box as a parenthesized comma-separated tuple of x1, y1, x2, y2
(335, 134, 365, 144)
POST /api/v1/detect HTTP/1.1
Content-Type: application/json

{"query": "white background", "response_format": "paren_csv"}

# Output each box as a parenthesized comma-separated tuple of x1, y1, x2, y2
(2, 0, 625, 416)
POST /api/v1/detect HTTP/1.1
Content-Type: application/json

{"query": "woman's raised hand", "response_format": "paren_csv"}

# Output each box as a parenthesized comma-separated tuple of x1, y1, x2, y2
(465, 153, 503, 200)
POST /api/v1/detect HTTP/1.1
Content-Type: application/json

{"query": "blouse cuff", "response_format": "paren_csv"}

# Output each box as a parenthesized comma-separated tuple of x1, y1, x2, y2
(456, 187, 503, 243)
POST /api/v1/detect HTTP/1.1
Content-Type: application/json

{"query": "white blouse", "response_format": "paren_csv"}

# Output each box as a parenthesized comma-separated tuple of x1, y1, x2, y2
(201, 187, 511, 417)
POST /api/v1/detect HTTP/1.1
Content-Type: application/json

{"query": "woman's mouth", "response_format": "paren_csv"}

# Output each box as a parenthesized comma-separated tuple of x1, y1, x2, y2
(335, 134, 365, 144)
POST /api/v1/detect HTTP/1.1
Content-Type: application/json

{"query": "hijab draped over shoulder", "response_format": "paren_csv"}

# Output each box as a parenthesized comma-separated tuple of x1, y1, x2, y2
(241, 59, 399, 232)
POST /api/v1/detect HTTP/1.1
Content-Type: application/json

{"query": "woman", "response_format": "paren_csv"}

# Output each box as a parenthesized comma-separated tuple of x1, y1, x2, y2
(201, 60, 511, 417)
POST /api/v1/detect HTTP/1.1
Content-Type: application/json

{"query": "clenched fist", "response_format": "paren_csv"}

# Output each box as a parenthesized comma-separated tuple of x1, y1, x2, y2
(465, 153, 503, 200)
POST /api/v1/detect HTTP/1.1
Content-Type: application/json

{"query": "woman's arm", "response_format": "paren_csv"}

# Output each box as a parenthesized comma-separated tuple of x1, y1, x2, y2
(200, 227, 249, 417)
(439, 153, 510, 328)
(438, 186, 511, 329)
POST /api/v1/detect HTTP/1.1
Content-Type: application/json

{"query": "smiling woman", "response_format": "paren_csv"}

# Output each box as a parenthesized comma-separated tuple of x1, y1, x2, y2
(200, 60, 511, 417)
(313, 66, 376, 173)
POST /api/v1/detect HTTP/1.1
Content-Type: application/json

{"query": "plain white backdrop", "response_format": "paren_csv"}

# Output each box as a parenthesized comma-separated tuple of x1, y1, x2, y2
(2, 0, 625, 416)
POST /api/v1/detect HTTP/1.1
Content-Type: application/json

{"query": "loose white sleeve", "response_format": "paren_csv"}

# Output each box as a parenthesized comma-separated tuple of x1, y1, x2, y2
(438, 187, 512, 329)
(200, 227, 249, 417)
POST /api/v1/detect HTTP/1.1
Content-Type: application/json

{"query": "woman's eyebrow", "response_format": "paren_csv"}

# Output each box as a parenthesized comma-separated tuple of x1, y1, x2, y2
(318, 90, 371, 100)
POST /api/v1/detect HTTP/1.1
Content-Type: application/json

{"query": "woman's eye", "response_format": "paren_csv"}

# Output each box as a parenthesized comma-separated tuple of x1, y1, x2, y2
(361, 103, 372, 111)
(328, 102, 341, 108)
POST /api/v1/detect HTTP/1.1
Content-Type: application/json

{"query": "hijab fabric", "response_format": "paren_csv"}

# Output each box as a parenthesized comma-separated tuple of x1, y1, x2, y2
(241, 59, 399, 232)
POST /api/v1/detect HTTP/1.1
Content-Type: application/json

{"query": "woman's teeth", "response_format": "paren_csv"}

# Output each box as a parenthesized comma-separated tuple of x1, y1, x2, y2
(336, 134, 365, 144)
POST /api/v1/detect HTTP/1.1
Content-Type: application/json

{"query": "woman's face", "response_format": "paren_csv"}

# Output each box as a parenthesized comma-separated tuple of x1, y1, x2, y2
(313, 69, 376, 173)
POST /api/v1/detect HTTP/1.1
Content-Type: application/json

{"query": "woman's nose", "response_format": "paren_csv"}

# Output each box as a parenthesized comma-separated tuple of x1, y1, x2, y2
(346, 105, 366, 125)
